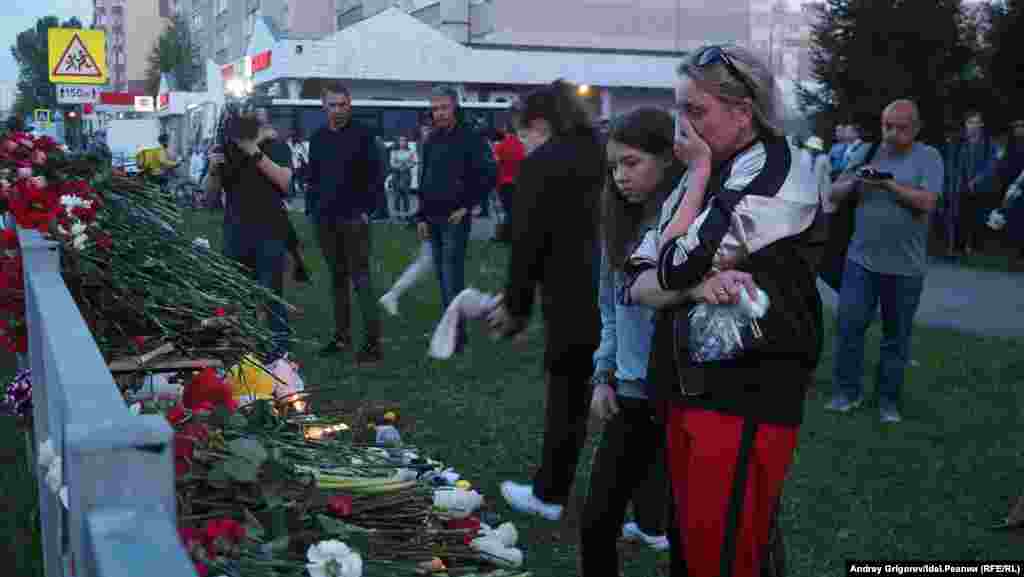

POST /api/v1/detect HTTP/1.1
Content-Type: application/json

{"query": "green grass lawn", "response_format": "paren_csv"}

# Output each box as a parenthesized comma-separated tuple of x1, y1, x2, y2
(2, 207, 1023, 576)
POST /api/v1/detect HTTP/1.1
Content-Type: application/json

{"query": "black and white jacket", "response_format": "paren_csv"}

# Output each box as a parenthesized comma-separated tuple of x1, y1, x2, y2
(627, 133, 827, 426)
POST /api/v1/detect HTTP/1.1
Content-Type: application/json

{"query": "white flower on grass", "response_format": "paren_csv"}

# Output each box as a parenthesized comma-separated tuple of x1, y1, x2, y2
(71, 222, 86, 237)
(469, 536, 524, 568)
(45, 457, 62, 495)
(192, 237, 211, 250)
(60, 195, 86, 209)
(38, 439, 57, 470)
(432, 488, 482, 519)
(306, 540, 363, 577)
(72, 234, 88, 251)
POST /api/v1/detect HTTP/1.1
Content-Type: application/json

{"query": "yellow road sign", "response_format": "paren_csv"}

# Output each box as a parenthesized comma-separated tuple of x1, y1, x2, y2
(48, 28, 107, 85)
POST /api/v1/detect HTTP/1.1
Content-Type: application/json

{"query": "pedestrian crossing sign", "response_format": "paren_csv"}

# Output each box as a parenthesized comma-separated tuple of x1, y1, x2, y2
(48, 28, 107, 85)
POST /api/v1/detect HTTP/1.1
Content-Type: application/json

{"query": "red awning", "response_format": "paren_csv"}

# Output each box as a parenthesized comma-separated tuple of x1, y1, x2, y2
(99, 92, 146, 106)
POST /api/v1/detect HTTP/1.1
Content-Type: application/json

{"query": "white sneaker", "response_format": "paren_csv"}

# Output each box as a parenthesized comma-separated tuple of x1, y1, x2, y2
(378, 292, 399, 316)
(622, 521, 670, 551)
(500, 481, 563, 521)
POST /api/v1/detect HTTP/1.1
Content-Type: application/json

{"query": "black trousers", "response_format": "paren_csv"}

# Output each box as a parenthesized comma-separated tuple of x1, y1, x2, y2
(580, 396, 669, 575)
(532, 370, 592, 505)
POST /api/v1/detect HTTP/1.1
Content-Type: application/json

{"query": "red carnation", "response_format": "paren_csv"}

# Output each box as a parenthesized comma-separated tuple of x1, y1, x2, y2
(33, 135, 59, 153)
(327, 495, 354, 518)
(204, 518, 245, 543)
(183, 368, 234, 413)
(1, 229, 17, 251)
(93, 231, 113, 252)
(166, 403, 188, 426)
(181, 422, 210, 445)
(8, 179, 58, 232)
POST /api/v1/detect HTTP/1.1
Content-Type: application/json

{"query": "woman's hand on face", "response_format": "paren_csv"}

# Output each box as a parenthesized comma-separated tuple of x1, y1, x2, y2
(674, 115, 712, 168)
(696, 269, 759, 306)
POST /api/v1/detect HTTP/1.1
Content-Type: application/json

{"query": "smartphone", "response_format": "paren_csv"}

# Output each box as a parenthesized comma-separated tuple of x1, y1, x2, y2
(856, 166, 894, 180)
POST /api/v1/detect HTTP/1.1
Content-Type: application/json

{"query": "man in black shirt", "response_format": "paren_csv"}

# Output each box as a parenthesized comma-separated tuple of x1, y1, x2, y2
(206, 110, 294, 363)
(306, 81, 384, 363)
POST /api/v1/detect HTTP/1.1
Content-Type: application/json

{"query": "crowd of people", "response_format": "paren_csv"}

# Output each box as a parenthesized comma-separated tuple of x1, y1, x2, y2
(188, 41, 997, 576)
(824, 113, 1024, 268)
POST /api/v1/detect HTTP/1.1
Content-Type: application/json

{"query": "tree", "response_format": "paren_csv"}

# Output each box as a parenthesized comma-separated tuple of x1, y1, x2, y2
(145, 15, 200, 97)
(10, 16, 83, 120)
(802, 0, 975, 145)
(979, 0, 1023, 127)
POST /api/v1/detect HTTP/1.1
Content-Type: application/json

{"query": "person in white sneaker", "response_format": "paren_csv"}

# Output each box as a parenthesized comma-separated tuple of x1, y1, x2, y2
(379, 241, 434, 316)
(578, 108, 680, 574)
(488, 80, 605, 522)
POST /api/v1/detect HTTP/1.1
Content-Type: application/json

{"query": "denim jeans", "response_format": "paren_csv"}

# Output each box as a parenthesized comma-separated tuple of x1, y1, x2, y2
(428, 219, 471, 312)
(833, 259, 924, 409)
(225, 223, 289, 361)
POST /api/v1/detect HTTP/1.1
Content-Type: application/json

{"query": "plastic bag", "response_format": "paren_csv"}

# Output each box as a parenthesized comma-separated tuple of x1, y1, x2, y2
(269, 354, 304, 398)
(688, 287, 770, 363)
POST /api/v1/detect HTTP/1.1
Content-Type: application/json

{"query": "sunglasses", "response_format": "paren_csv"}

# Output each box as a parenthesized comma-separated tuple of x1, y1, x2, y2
(693, 45, 758, 100)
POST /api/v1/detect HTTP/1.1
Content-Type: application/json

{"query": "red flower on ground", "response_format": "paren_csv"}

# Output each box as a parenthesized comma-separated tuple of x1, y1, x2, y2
(166, 403, 188, 426)
(183, 368, 235, 413)
(1, 229, 17, 251)
(7, 179, 58, 232)
(32, 135, 59, 153)
(131, 335, 146, 350)
(204, 518, 245, 543)
(327, 495, 354, 518)
(181, 422, 210, 445)
(174, 431, 194, 477)
(93, 231, 113, 252)
(213, 307, 226, 317)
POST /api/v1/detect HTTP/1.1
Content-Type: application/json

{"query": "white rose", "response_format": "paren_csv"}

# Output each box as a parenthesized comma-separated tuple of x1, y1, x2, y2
(306, 540, 363, 577)
(432, 488, 482, 519)
(45, 457, 62, 495)
(38, 439, 57, 470)
(469, 536, 524, 568)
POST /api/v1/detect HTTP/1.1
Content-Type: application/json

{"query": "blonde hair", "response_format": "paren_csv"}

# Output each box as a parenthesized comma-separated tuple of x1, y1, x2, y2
(677, 45, 785, 138)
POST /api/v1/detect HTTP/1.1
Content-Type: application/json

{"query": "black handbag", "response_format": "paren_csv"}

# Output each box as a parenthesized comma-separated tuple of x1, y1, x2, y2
(819, 142, 879, 292)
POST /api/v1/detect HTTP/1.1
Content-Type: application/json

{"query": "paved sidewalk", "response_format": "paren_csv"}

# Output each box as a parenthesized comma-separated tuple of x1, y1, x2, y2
(818, 259, 1024, 339)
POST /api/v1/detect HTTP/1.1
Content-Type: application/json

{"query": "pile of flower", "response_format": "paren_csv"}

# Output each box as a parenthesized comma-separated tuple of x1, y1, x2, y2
(0, 128, 308, 431)
(144, 379, 530, 577)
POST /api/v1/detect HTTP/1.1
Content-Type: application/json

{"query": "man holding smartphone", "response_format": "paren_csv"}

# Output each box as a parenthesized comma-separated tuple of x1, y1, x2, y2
(825, 100, 944, 424)
(206, 110, 295, 364)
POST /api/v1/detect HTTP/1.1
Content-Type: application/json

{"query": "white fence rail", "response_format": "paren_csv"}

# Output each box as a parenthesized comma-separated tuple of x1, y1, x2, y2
(17, 225, 196, 577)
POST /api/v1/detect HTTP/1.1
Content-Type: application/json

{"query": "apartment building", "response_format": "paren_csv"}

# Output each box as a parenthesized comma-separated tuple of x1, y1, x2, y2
(0, 81, 16, 122)
(181, 0, 813, 81)
(93, 0, 174, 92)
(177, 0, 296, 85)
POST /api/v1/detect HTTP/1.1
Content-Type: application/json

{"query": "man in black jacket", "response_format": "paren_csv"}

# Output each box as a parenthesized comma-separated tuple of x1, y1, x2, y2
(307, 81, 384, 363)
(415, 86, 496, 332)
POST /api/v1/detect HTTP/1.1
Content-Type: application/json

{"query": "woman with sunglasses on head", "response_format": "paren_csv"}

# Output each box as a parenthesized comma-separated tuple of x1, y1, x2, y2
(624, 45, 825, 577)
(578, 107, 683, 574)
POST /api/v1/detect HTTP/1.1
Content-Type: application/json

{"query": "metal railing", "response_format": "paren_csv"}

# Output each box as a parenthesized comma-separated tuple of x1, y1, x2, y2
(17, 224, 196, 577)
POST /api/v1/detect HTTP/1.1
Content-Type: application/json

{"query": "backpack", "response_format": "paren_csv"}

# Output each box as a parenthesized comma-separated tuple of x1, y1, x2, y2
(819, 142, 880, 291)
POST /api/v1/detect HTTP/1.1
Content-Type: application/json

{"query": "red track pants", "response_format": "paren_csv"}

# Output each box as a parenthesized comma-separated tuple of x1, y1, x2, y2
(665, 406, 798, 577)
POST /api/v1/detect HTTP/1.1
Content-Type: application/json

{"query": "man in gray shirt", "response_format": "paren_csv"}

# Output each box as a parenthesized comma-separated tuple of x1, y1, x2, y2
(825, 99, 944, 424)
